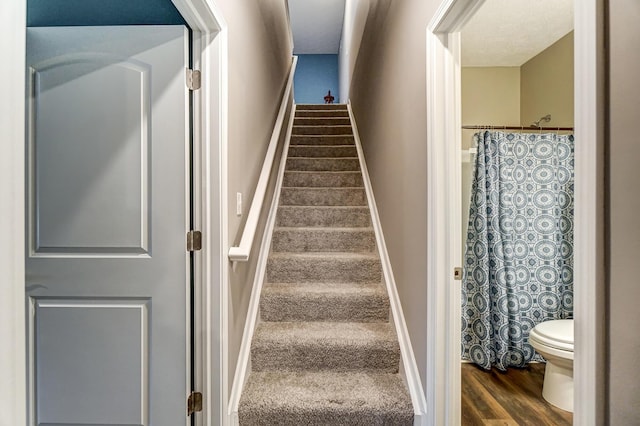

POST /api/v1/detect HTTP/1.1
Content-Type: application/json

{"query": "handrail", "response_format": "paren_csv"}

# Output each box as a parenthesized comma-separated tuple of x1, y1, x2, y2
(228, 56, 298, 262)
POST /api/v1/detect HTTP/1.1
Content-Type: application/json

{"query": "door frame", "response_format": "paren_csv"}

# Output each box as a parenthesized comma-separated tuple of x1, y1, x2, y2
(425, 0, 606, 425)
(0, 1, 229, 425)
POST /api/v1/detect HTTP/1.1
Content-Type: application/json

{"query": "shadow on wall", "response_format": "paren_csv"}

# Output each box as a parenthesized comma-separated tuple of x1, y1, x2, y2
(294, 54, 339, 104)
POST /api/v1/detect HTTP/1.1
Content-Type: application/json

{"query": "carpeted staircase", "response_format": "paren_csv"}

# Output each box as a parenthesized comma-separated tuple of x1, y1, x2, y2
(238, 104, 414, 425)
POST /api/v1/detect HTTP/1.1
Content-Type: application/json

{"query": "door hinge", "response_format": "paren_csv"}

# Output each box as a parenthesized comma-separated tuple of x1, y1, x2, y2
(187, 230, 202, 252)
(186, 69, 201, 90)
(187, 391, 203, 416)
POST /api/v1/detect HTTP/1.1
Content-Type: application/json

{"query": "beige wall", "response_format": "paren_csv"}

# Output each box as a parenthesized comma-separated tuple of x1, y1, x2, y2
(521, 31, 574, 127)
(215, 0, 293, 396)
(462, 67, 521, 148)
(609, 1, 640, 423)
(461, 67, 520, 257)
(350, 0, 438, 391)
(338, 0, 370, 103)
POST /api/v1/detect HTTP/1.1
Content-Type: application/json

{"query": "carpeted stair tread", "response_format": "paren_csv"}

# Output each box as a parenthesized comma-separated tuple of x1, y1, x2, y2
(238, 371, 414, 426)
(238, 105, 413, 425)
(283, 171, 363, 187)
(271, 227, 376, 252)
(290, 135, 355, 145)
(293, 125, 353, 136)
(294, 117, 351, 126)
(260, 282, 389, 322)
(251, 322, 400, 372)
(266, 252, 382, 284)
(286, 157, 360, 172)
(287, 145, 357, 158)
(276, 206, 372, 227)
(280, 187, 366, 206)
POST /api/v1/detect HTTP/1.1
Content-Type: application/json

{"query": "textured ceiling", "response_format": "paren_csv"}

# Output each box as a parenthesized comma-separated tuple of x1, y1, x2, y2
(461, 0, 573, 67)
(289, 0, 345, 54)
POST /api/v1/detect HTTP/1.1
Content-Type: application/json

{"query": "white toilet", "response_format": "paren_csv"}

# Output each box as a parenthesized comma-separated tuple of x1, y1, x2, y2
(529, 319, 574, 412)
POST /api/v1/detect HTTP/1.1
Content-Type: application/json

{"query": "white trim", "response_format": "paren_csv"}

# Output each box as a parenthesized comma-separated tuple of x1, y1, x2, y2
(168, 3, 230, 425)
(0, 8, 26, 426)
(347, 103, 428, 426)
(228, 101, 296, 425)
(573, 0, 606, 424)
(228, 56, 298, 262)
(426, 1, 604, 425)
(429, 0, 485, 34)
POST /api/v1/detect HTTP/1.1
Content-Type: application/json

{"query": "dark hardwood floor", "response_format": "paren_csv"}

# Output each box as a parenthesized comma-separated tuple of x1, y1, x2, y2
(461, 363, 573, 425)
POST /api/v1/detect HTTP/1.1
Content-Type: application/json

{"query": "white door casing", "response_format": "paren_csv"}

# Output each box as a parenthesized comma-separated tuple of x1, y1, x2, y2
(26, 25, 190, 426)
(426, 0, 605, 425)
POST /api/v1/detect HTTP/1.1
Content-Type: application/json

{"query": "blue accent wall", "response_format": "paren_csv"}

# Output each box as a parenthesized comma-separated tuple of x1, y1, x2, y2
(294, 55, 340, 104)
(28, 0, 186, 27)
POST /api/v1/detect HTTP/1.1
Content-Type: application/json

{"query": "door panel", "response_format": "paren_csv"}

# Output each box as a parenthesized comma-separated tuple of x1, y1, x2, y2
(35, 299, 149, 424)
(32, 56, 151, 254)
(32, 55, 151, 253)
(26, 26, 189, 426)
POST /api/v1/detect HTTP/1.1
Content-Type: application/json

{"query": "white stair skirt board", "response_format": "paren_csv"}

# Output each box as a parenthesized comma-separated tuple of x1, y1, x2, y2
(347, 103, 428, 426)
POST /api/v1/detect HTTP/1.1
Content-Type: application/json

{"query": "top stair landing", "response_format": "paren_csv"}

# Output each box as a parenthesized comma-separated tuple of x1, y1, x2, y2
(296, 103, 348, 111)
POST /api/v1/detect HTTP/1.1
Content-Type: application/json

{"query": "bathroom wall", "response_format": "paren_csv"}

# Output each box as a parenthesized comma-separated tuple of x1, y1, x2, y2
(520, 31, 574, 127)
(294, 54, 339, 104)
(461, 67, 521, 148)
(461, 67, 520, 251)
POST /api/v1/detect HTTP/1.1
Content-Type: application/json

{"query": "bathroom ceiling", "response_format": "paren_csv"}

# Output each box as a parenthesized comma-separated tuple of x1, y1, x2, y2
(460, 0, 574, 67)
(288, 0, 345, 54)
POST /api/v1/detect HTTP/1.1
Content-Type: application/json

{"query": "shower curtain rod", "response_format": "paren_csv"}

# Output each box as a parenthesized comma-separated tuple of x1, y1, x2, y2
(462, 125, 574, 131)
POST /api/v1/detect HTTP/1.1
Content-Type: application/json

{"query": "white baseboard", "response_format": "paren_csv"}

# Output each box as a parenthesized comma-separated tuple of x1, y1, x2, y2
(347, 103, 428, 426)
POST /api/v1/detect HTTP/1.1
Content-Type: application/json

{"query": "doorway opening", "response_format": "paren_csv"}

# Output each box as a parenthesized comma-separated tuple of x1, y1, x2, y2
(458, 1, 574, 422)
(426, 0, 605, 424)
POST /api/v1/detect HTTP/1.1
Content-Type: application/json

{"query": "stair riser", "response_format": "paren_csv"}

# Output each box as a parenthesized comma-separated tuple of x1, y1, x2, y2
(293, 126, 353, 136)
(266, 256, 381, 283)
(290, 136, 355, 145)
(296, 104, 347, 111)
(240, 410, 413, 426)
(271, 229, 376, 252)
(251, 342, 400, 373)
(276, 207, 372, 227)
(260, 292, 389, 322)
(280, 188, 366, 206)
(288, 145, 357, 158)
(283, 172, 363, 188)
(286, 158, 360, 172)
(295, 110, 349, 118)
(294, 118, 351, 126)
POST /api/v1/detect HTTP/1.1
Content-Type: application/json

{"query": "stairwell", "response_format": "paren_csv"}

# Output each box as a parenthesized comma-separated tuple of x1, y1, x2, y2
(238, 104, 414, 425)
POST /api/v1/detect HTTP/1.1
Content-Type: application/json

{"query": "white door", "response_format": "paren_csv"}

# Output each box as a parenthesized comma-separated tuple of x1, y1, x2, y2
(26, 26, 190, 426)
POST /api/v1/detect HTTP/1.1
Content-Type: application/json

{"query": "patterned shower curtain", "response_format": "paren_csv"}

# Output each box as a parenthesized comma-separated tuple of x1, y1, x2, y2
(462, 131, 574, 371)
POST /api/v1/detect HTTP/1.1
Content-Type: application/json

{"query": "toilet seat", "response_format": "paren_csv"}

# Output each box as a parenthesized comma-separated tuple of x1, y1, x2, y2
(530, 319, 574, 352)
